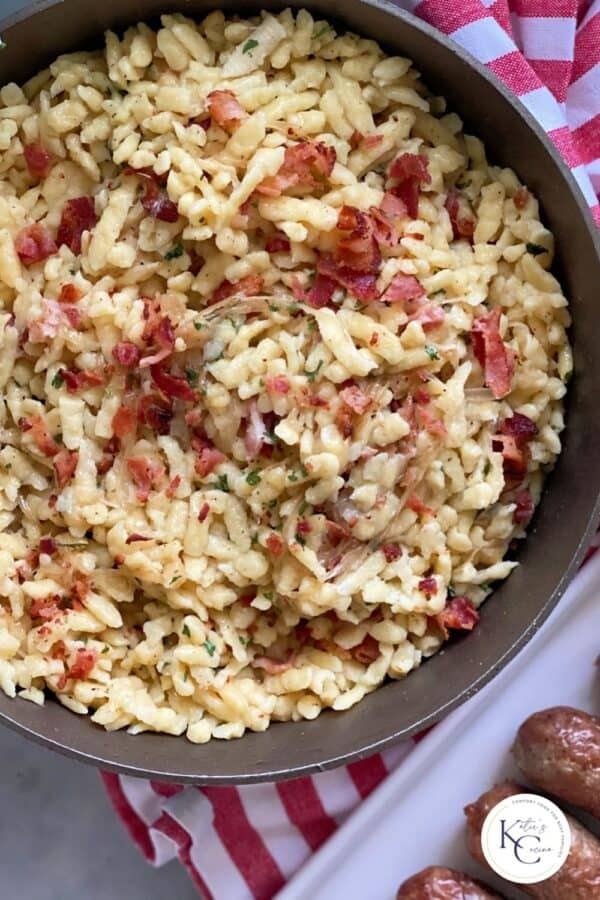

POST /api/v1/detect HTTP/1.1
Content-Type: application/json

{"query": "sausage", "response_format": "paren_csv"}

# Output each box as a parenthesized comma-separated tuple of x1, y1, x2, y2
(464, 781, 600, 898)
(512, 706, 600, 818)
(396, 865, 502, 898)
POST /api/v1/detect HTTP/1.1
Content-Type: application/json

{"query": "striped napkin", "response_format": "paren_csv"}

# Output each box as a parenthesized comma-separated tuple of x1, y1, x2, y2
(103, 2, 600, 897)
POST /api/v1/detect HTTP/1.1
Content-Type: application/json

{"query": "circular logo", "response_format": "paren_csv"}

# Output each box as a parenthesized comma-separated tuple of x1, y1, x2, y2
(481, 793, 571, 884)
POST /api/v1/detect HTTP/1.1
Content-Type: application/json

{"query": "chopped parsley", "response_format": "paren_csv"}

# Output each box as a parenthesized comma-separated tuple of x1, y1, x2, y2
(251, 532, 259, 546)
(299, 500, 309, 515)
(51, 372, 64, 389)
(447, 584, 457, 598)
(295, 533, 306, 546)
(288, 302, 300, 314)
(239, 635, 251, 647)
(315, 24, 333, 38)
(299, 462, 308, 477)
(562, 369, 573, 384)
(264, 429, 280, 445)
(267, 498, 278, 508)
(102, 645, 110, 654)
(483, 460, 491, 476)
(185, 368, 199, 387)
(354, 301, 367, 312)
(204, 638, 216, 656)
(246, 469, 261, 486)
(242, 38, 259, 54)
(425, 345, 439, 361)
(269, 303, 280, 312)
(210, 474, 230, 493)
(526, 242, 546, 256)
(288, 471, 298, 483)
(194, 321, 204, 330)
(304, 359, 323, 382)
(165, 241, 184, 260)
(431, 289, 446, 296)
(182, 624, 191, 638)
(169, 575, 180, 585)
(307, 318, 317, 331)
(183, 670, 189, 682)
(264, 591, 273, 602)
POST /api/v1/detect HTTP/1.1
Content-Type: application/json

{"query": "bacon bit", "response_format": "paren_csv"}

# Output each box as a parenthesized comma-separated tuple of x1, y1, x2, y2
(112, 405, 137, 438)
(54, 449, 78, 487)
(254, 655, 294, 674)
(97, 435, 120, 475)
(24, 142, 53, 179)
(14, 223, 57, 265)
(513, 187, 529, 210)
(208, 273, 264, 306)
(140, 316, 175, 368)
(435, 596, 479, 639)
(60, 368, 105, 393)
(340, 384, 373, 415)
(113, 555, 124, 566)
(500, 412, 538, 447)
(28, 299, 80, 343)
(369, 332, 379, 346)
(493, 414, 538, 486)
(418, 575, 437, 597)
(206, 89, 248, 131)
(194, 445, 225, 477)
(349, 130, 364, 149)
(415, 402, 447, 438)
(24, 415, 60, 457)
(382, 543, 402, 563)
(369, 201, 404, 249)
(239, 590, 256, 607)
(317, 256, 378, 302)
(514, 488, 534, 524)
(51, 640, 67, 660)
(335, 404, 354, 438)
(39, 537, 57, 556)
(266, 533, 284, 556)
(325, 520, 350, 547)
(317, 639, 352, 661)
(363, 133, 385, 149)
(66, 648, 98, 681)
(48, 494, 58, 510)
(353, 635, 379, 666)
(445, 189, 475, 240)
(406, 494, 435, 516)
(471, 308, 515, 399)
(198, 501, 210, 522)
(380, 273, 425, 303)
(137, 394, 174, 436)
(262, 376, 289, 398)
(166, 475, 181, 499)
(71, 575, 90, 608)
(141, 179, 179, 222)
(388, 152, 431, 219)
(112, 341, 140, 368)
(189, 252, 205, 276)
(150, 364, 196, 402)
(304, 272, 337, 309)
(257, 141, 336, 197)
(410, 301, 445, 331)
(125, 533, 152, 544)
(126, 455, 165, 502)
(29, 594, 62, 621)
(335, 205, 381, 273)
(58, 283, 83, 304)
(265, 233, 291, 254)
(57, 197, 97, 254)
(296, 519, 311, 536)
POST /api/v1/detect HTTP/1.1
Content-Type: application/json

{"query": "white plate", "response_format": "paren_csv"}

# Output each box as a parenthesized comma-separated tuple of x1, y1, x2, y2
(278, 552, 600, 900)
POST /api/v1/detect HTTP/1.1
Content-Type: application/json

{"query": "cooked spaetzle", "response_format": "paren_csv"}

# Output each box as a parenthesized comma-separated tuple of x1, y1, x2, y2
(0, 9, 569, 741)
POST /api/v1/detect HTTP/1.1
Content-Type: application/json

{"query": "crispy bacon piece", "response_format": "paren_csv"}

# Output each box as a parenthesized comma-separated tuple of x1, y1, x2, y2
(29, 594, 62, 621)
(445, 189, 475, 240)
(141, 180, 178, 222)
(54, 449, 79, 487)
(112, 405, 137, 438)
(335, 205, 381, 272)
(66, 648, 98, 681)
(206, 90, 248, 131)
(317, 256, 378, 302)
(513, 488, 535, 523)
(97, 435, 120, 475)
(296, 519, 311, 536)
(194, 444, 225, 477)
(265, 375, 290, 395)
(253, 655, 294, 674)
(58, 283, 83, 304)
(112, 341, 140, 368)
(265, 233, 291, 254)
(125, 534, 152, 544)
(137, 394, 173, 436)
(150, 364, 196, 402)
(71, 575, 90, 608)
(406, 494, 435, 516)
(28, 299, 81, 343)
(380, 273, 426, 303)
(21, 415, 59, 457)
(500, 412, 538, 446)
(14, 223, 57, 265)
(382, 543, 402, 563)
(57, 197, 97, 254)
(166, 475, 181, 499)
(492, 412, 538, 485)
(435, 596, 479, 639)
(303, 273, 337, 309)
(140, 302, 175, 368)
(198, 502, 210, 522)
(126, 455, 165, 502)
(257, 141, 336, 197)
(24, 142, 53, 179)
(388, 152, 431, 219)
(208, 274, 264, 306)
(340, 384, 372, 415)
(60, 368, 105, 393)
(418, 575, 437, 597)
(352, 634, 379, 666)
(325, 520, 350, 547)
(266, 533, 284, 556)
(39, 537, 57, 556)
(471, 308, 515, 399)
(369, 192, 407, 248)
(349, 130, 364, 149)
(513, 186, 529, 210)
(415, 401, 447, 438)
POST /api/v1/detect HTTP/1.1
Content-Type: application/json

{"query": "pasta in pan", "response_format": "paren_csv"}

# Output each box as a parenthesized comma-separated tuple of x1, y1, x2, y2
(0, 9, 570, 741)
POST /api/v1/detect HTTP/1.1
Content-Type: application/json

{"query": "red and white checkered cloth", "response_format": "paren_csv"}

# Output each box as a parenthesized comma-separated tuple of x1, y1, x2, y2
(102, 2, 600, 897)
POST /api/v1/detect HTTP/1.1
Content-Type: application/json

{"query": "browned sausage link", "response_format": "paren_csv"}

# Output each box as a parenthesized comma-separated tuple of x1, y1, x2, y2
(396, 865, 503, 899)
(464, 781, 600, 899)
(512, 706, 600, 818)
